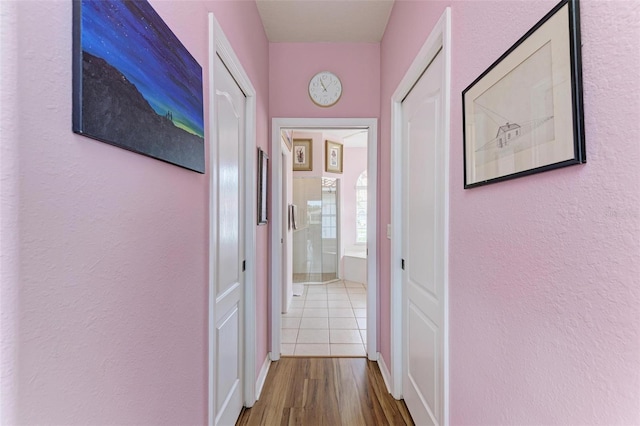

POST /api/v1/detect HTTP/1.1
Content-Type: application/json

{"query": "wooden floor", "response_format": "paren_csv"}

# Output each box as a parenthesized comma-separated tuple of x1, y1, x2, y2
(236, 357, 414, 426)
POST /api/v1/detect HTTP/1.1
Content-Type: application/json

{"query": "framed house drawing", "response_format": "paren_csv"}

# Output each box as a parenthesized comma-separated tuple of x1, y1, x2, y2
(462, 0, 585, 188)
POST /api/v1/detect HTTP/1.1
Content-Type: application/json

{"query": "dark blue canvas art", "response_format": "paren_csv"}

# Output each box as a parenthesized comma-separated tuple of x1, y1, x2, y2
(73, 0, 205, 173)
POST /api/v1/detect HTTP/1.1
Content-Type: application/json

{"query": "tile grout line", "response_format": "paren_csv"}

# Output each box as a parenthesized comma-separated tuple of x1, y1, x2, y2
(281, 280, 367, 357)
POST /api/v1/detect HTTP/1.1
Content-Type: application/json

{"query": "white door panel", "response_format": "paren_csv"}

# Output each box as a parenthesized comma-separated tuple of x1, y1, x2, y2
(408, 302, 438, 411)
(216, 305, 240, 417)
(402, 50, 444, 426)
(213, 53, 245, 426)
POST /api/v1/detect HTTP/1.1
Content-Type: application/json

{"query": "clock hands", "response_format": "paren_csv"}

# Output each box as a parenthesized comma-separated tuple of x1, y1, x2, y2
(319, 79, 338, 94)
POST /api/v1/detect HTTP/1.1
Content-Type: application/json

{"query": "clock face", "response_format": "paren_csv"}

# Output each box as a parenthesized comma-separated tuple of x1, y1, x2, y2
(308, 71, 342, 107)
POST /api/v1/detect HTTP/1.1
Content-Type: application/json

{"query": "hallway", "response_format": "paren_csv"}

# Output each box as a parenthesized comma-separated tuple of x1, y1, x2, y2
(3, 0, 639, 424)
(236, 357, 413, 425)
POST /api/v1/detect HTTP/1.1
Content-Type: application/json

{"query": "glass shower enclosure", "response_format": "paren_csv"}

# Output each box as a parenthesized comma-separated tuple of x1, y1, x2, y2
(292, 177, 339, 284)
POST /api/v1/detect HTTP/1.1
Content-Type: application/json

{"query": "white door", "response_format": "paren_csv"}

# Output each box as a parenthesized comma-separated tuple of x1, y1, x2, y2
(213, 53, 246, 426)
(401, 49, 445, 426)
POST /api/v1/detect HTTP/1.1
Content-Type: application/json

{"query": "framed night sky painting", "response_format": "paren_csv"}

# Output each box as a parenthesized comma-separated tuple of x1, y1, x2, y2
(72, 0, 205, 173)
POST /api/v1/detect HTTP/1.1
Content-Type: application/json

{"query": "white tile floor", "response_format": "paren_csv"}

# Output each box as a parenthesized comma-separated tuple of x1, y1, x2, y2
(281, 280, 367, 357)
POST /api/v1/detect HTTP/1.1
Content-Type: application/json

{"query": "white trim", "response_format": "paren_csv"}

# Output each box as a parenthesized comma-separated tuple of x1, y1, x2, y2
(269, 128, 282, 361)
(208, 13, 258, 424)
(389, 7, 451, 422)
(255, 355, 271, 400)
(377, 353, 392, 395)
(442, 10, 452, 426)
(365, 121, 378, 361)
(270, 118, 378, 360)
(390, 102, 403, 400)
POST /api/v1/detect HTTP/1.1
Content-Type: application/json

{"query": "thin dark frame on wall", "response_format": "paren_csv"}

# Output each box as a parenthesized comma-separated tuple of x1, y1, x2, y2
(258, 148, 269, 225)
(462, 0, 585, 189)
(293, 138, 313, 171)
(72, 0, 205, 173)
(325, 139, 343, 174)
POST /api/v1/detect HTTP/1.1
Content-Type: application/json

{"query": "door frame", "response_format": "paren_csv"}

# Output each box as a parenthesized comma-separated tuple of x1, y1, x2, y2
(270, 117, 378, 361)
(389, 7, 451, 423)
(208, 13, 258, 425)
(280, 140, 293, 312)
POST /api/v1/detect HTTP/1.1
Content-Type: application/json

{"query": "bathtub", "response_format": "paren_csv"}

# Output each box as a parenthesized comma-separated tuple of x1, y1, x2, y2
(343, 245, 367, 285)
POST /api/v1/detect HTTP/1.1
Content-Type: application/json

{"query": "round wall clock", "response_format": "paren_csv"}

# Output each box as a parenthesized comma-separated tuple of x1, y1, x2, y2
(308, 71, 342, 107)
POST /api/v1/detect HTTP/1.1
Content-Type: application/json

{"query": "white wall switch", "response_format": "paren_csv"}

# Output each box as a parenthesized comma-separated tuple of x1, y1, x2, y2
(387, 224, 391, 239)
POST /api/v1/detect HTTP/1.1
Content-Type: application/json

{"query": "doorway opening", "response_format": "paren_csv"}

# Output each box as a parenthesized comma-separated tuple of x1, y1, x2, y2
(270, 118, 378, 361)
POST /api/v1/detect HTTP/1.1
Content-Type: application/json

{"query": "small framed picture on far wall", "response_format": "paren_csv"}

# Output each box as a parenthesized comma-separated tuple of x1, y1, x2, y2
(325, 140, 343, 173)
(293, 138, 312, 171)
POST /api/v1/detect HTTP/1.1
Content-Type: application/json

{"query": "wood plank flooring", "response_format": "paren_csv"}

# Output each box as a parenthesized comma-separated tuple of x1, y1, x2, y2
(236, 357, 414, 426)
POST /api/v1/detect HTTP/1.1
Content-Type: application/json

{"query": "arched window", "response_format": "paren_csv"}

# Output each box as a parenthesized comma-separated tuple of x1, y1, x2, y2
(356, 171, 367, 244)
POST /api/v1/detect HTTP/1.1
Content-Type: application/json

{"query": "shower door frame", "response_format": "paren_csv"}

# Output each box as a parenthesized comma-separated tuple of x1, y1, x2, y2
(270, 118, 378, 362)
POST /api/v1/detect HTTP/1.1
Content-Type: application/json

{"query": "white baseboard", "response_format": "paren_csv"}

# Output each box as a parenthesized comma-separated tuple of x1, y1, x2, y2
(255, 355, 271, 400)
(377, 352, 392, 395)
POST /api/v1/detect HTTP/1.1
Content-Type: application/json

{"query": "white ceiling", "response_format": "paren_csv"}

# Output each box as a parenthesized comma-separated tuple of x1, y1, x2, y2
(255, 0, 395, 43)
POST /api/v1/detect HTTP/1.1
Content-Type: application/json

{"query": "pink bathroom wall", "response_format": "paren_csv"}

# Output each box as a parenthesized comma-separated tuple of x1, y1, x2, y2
(0, 1, 268, 424)
(269, 43, 380, 119)
(341, 147, 368, 251)
(381, 0, 640, 423)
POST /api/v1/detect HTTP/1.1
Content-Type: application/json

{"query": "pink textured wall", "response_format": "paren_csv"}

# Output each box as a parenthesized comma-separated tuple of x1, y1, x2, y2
(269, 43, 380, 119)
(381, 0, 640, 423)
(341, 147, 368, 251)
(0, 0, 268, 424)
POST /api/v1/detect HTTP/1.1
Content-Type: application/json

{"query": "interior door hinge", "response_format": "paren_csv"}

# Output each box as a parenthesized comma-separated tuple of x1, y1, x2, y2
(242, 260, 246, 272)
(401, 259, 405, 270)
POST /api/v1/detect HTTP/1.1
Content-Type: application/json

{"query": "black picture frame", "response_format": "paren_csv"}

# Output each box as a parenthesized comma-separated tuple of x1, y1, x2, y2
(462, 0, 585, 189)
(72, 0, 205, 173)
(258, 148, 269, 225)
